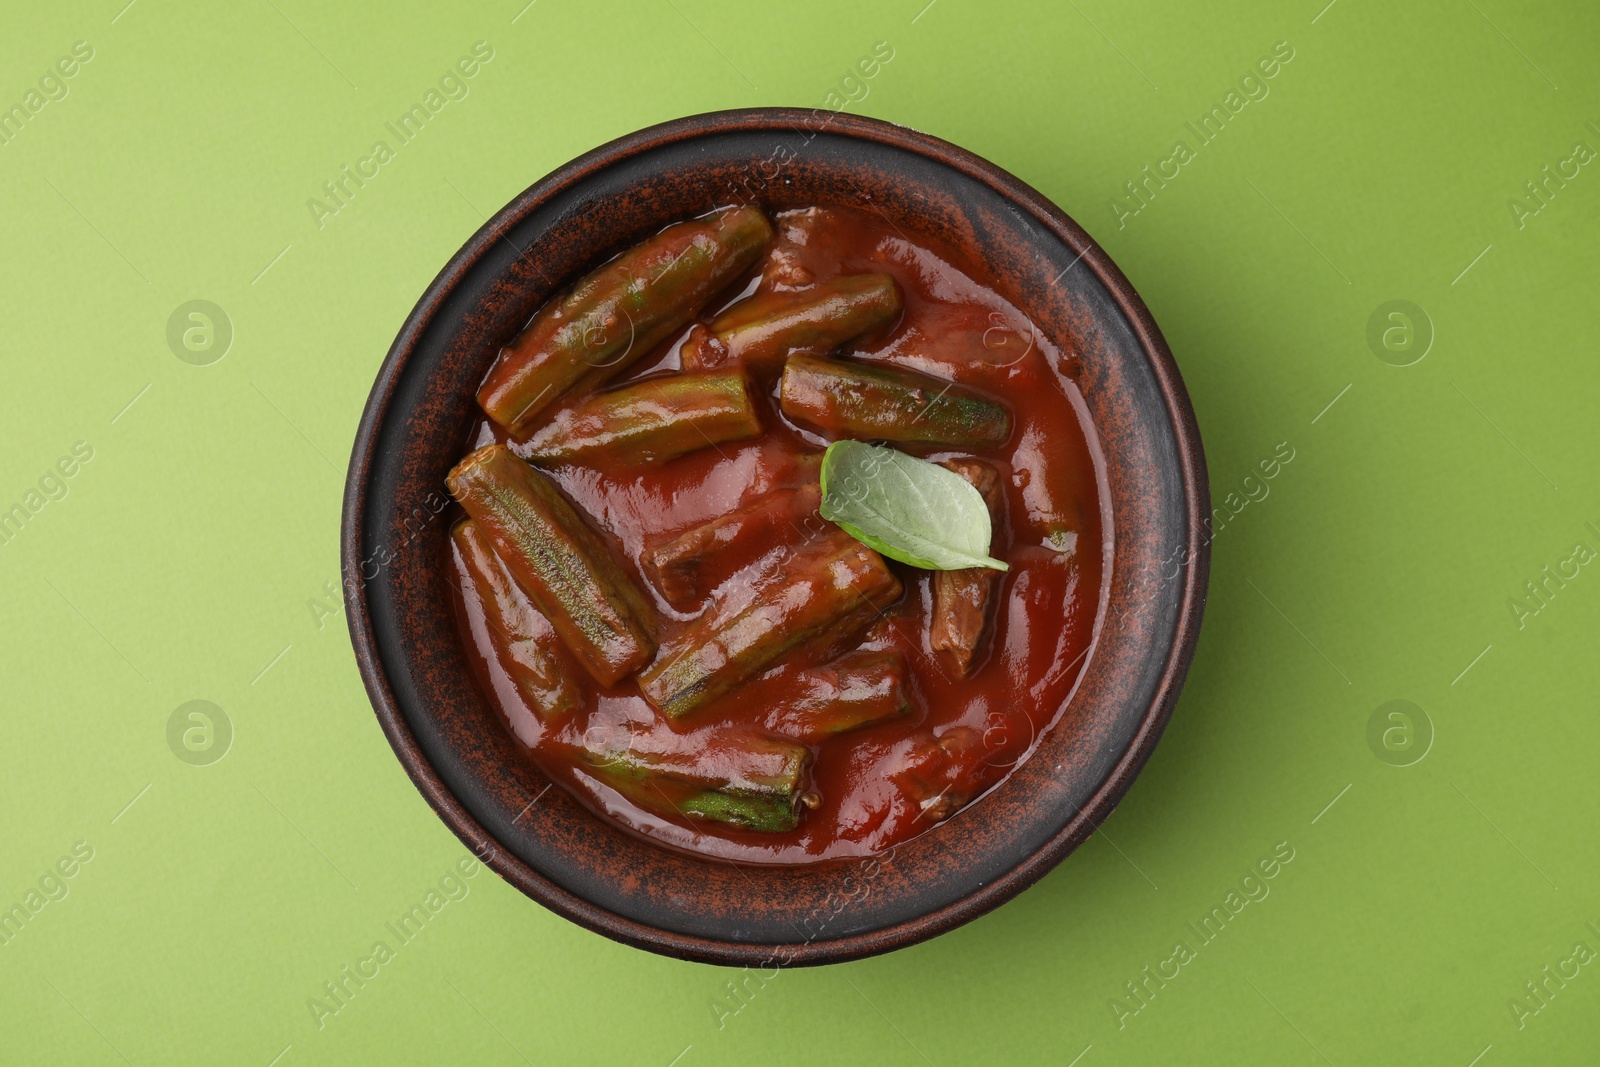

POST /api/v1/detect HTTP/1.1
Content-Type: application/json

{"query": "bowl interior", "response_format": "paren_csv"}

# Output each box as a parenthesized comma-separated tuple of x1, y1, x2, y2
(344, 110, 1206, 965)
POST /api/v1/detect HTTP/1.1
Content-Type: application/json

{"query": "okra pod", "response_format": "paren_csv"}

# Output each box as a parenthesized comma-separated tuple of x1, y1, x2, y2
(779, 354, 1011, 450)
(681, 273, 901, 372)
(638, 534, 903, 718)
(450, 520, 583, 720)
(478, 206, 773, 433)
(446, 444, 656, 686)
(580, 730, 811, 832)
(643, 482, 822, 610)
(765, 649, 913, 742)
(930, 459, 1006, 677)
(519, 371, 761, 466)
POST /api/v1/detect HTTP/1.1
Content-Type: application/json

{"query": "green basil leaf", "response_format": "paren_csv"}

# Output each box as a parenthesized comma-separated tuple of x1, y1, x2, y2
(818, 440, 1008, 572)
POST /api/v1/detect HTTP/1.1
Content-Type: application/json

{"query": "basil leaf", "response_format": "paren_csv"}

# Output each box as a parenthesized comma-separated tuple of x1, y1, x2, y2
(818, 440, 1008, 572)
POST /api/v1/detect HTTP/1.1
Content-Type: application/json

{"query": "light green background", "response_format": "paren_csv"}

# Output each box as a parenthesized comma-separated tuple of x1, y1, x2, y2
(2, 1, 1596, 1063)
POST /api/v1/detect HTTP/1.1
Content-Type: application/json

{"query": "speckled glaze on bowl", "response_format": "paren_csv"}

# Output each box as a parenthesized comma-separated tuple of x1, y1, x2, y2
(342, 108, 1209, 966)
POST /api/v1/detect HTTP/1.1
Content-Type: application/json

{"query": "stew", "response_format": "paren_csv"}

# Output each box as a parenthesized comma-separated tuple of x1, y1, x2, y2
(444, 203, 1107, 864)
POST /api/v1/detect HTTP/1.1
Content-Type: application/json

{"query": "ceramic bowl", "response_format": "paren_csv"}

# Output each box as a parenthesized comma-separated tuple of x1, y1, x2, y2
(342, 107, 1209, 966)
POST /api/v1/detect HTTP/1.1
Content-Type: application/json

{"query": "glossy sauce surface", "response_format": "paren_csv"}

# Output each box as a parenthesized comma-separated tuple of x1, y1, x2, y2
(449, 205, 1110, 864)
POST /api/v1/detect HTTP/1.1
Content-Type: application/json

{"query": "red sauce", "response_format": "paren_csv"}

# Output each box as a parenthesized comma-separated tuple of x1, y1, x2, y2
(447, 206, 1110, 864)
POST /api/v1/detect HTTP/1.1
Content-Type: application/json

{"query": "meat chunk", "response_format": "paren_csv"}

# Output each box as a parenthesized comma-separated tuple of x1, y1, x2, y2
(762, 244, 814, 289)
(894, 727, 985, 823)
(929, 458, 1006, 677)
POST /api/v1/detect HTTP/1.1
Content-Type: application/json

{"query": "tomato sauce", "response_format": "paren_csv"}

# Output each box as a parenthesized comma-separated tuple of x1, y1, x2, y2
(447, 205, 1110, 864)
